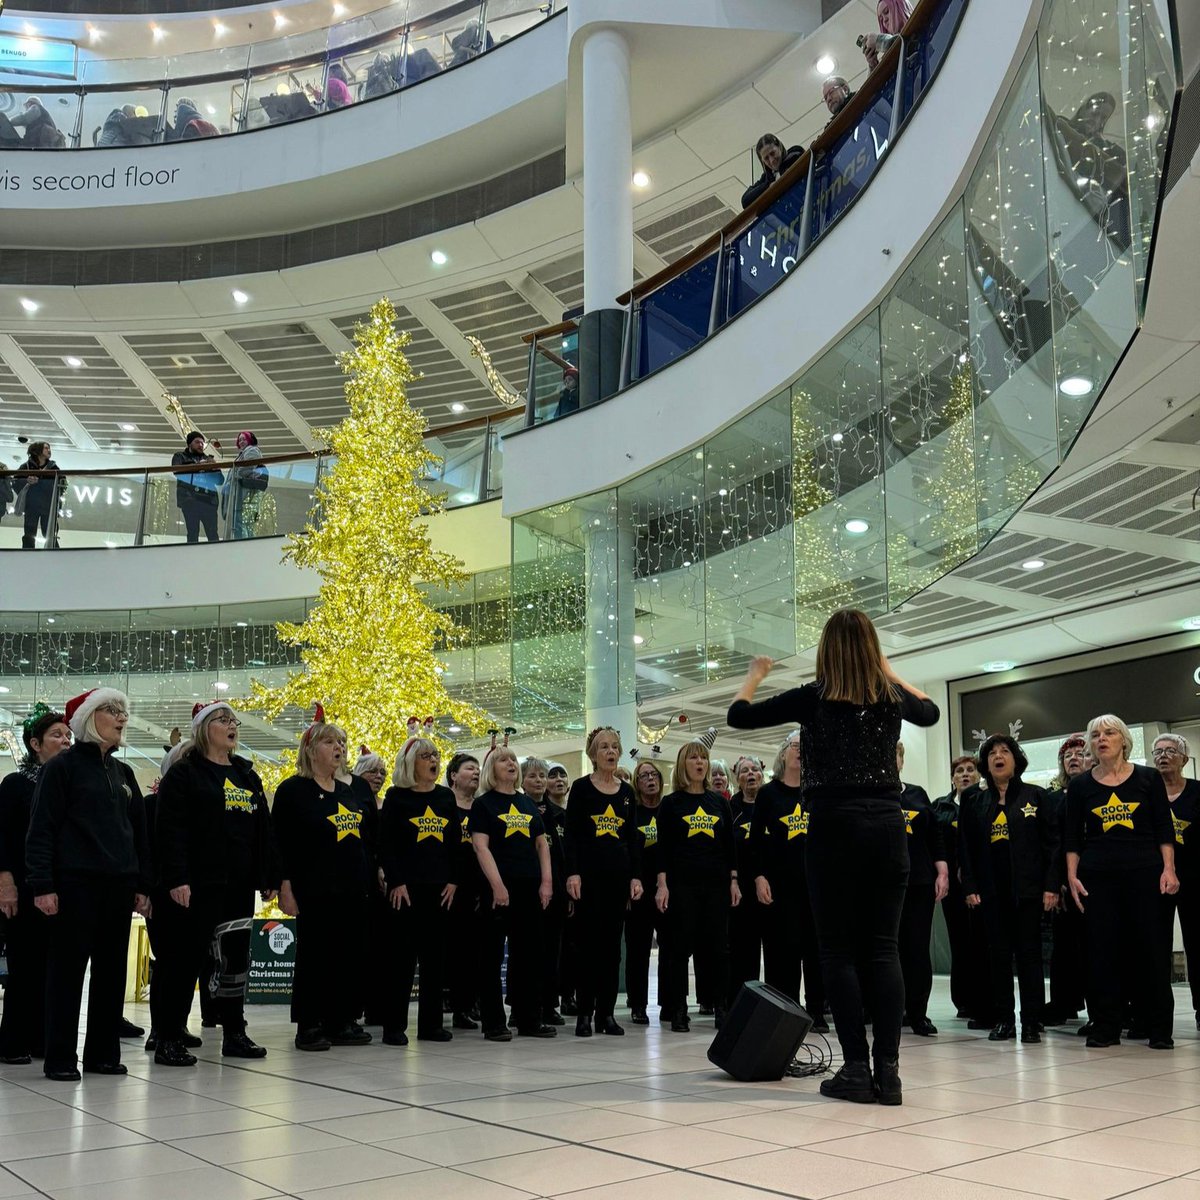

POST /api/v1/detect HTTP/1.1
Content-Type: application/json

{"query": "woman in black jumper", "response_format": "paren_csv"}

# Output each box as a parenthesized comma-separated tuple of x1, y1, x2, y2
(0, 705, 71, 1064)
(1067, 714, 1178, 1048)
(151, 701, 278, 1066)
(728, 609, 938, 1106)
(26, 688, 152, 1081)
(566, 727, 642, 1037)
(273, 718, 373, 1051)
(728, 756, 766, 1007)
(625, 756, 669, 1025)
(351, 748, 388, 1027)
(751, 732, 827, 1031)
(446, 752, 482, 1029)
(958, 734, 1058, 1045)
(525, 756, 568, 1025)
(379, 735, 457, 1045)
(656, 739, 738, 1032)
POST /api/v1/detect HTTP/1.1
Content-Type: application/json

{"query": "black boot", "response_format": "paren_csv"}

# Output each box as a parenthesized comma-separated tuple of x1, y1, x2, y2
(630, 1006, 649, 1025)
(670, 1006, 691, 1033)
(575, 1014, 593, 1038)
(154, 1040, 197, 1067)
(222, 1031, 267, 1059)
(117, 1017, 144, 1039)
(873, 1058, 902, 1105)
(597, 1016, 624, 1036)
(988, 1021, 1016, 1041)
(452, 1012, 479, 1030)
(543, 1009, 565, 1026)
(820, 1061, 876, 1103)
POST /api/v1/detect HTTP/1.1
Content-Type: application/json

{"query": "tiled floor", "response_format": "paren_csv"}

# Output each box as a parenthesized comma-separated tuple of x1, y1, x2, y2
(1, 980, 1197, 1200)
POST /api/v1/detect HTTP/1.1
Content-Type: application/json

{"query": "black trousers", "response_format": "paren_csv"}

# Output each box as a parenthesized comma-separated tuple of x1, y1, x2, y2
(541, 892, 568, 1013)
(624, 889, 669, 1010)
(291, 890, 368, 1033)
(981, 894, 1044, 1024)
(664, 879, 729, 1014)
(0, 904, 49, 1058)
(150, 886, 255, 1039)
(447, 883, 481, 1014)
(898, 883, 935, 1023)
(181, 499, 219, 543)
(806, 797, 908, 1064)
(364, 891, 391, 1023)
(1082, 864, 1174, 1042)
(761, 879, 825, 1015)
(386, 882, 448, 1035)
(1048, 899, 1088, 1016)
(479, 879, 544, 1032)
(44, 880, 133, 1073)
(559, 902, 580, 1005)
(942, 877, 983, 1017)
(575, 871, 628, 1019)
(1172, 869, 1199, 1016)
(21, 503, 52, 549)
(727, 891, 765, 1007)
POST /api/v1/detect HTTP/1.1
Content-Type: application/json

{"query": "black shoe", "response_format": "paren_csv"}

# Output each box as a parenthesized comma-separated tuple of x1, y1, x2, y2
(630, 1006, 649, 1025)
(45, 1067, 82, 1081)
(697, 1005, 715, 1016)
(670, 1007, 690, 1033)
(1149, 1038, 1175, 1050)
(873, 1058, 902, 1106)
(598, 1016, 625, 1036)
(418, 1029, 453, 1042)
(910, 1017, 937, 1037)
(117, 1018, 144, 1039)
(295, 1028, 331, 1051)
(382, 1029, 409, 1046)
(560, 999, 578, 1016)
(84, 1061, 128, 1076)
(820, 1061, 877, 1104)
(1021, 1026, 1041, 1044)
(575, 1015, 593, 1038)
(989, 1022, 1016, 1041)
(154, 1041, 196, 1067)
(1076, 1022, 1094, 1037)
(484, 1028, 512, 1042)
(201, 1020, 220, 1029)
(0, 1053, 32, 1065)
(180, 1032, 202, 1049)
(1126, 1025, 1149, 1041)
(222, 1033, 267, 1059)
(544, 1009, 565, 1026)
(1086, 1035, 1121, 1048)
(452, 1012, 479, 1030)
(144, 1029, 157, 1052)
(812, 1017, 830, 1034)
(518, 1025, 558, 1038)
(967, 1018, 992, 1030)
(327, 1024, 372, 1046)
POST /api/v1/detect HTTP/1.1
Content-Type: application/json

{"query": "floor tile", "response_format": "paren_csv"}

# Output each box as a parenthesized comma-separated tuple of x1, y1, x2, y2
(376, 1125, 559, 1166)
(986, 1100, 1126, 1131)
(230, 1144, 432, 1191)
(937, 1149, 1167, 1199)
(458, 1144, 670, 1193)
(119, 1109, 290, 1139)
(550, 1174, 776, 1200)
(433, 1094, 589, 1122)
(606, 1097, 766, 1125)
(0, 1167, 36, 1198)
(46, 1165, 281, 1200)
(1029, 1129, 1200, 1175)
(697, 1110, 872, 1146)
(834, 1177, 1054, 1200)
(699, 1146, 914, 1197)
(9, 1144, 202, 1191)
(588, 1125, 780, 1168)
(901, 1113, 1066, 1150)
(532, 1107, 677, 1142)
(169, 1124, 357, 1165)
(299, 1165, 537, 1200)
(0, 1124, 149, 1161)
(807, 1129, 997, 1171)
(306, 1107, 473, 1142)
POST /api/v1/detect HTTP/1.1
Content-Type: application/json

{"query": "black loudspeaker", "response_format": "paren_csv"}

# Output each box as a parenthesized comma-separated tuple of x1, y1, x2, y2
(707, 981, 813, 1081)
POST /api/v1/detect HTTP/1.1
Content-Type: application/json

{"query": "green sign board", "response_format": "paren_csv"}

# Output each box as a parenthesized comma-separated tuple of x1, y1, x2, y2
(247, 917, 296, 1004)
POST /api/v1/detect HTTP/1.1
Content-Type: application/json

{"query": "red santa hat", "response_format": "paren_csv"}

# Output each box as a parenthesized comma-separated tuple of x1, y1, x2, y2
(192, 699, 234, 733)
(65, 687, 129, 740)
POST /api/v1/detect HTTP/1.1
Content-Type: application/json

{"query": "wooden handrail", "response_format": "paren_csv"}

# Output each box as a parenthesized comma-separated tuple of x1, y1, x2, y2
(520, 318, 579, 345)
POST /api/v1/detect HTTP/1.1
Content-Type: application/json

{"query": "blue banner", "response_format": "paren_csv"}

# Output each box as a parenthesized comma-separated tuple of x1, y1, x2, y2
(727, 177, 806, 319)
(637, 253, 718, 377)
(812, 82, 895, 239)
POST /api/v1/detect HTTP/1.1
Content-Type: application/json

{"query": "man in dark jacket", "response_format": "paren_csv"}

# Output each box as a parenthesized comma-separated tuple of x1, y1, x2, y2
(10, 98, 65, 148)
(172, 432, 222, 543)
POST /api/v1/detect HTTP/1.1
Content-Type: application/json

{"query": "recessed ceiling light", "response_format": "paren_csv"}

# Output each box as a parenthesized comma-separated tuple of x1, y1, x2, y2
(705, 660, 720, 669)
(0, 686, 10, 694)
(151, 24, 166, 42)
(1020, 558, 1046, 571)
(448, 724, 462, 733)
(718, 488, 728, 497)
(633, 634, 644, 645)
(45, 617, 55, 624)
(214, 681, 230, 691)
(816, 53, 837, 75)
(844, 518, 870, 534)
(983, 660, 1016, 672)
(632, 170, 651, 189)
(333, 2, 348, 16)
(170, 354, 197, 369)
(104, 540, 118, 548)
(19, 298, 39, 313)
(206, 105, 217, 115)
(456, 491, 477, 503)
(274, 12, 289, 29)
(87, 25, 102, 44)
(694, 451, 703, 460)
(1184, 617, 1200, 630)
(1058, 375, 1093, 397)
(64, 355, 84, 368)
(235, 621, 248, 627)
(831, 432, 844, 443)
(430, 249, 449, 266)
(213, 20, 229, 37)
(118, 422, 139, 432)
(450, 402, 466, 414)
(232, 289, 249, 304)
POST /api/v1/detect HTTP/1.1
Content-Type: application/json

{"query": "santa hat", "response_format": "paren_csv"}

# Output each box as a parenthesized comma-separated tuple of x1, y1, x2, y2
(65, 687, 128, 740)
(353, 745, 385, 776)
(192, 699, 234, 733)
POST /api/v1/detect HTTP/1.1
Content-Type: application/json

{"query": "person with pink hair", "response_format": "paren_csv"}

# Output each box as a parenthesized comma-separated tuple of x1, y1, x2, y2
(861, 0, 912, 71)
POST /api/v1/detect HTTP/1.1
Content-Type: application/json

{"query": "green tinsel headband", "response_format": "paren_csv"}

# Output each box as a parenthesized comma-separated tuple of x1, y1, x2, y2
(22, 702, 63, 734)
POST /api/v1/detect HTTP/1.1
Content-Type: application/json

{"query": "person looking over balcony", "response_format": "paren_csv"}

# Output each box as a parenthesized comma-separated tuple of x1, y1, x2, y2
(172, 432, 223, 544)
(554, 367, 580, 419)
(741, 134, 805, 209)
(96, 105, 137, 148)
(822, 77, 856, 124)
(10, 98, 65, 148)
(13, 442, 64, 550)
(167, 97, 218, 140)
(223, 431, 267, 540)
(860, 1, 912, 72)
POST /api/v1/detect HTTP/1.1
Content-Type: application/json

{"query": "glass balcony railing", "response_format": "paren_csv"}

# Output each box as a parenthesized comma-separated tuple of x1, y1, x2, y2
(0, 409, 512, 550)
(0, 0, 560, 149)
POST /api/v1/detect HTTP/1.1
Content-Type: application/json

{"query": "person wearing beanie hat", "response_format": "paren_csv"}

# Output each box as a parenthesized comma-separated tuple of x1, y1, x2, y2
(0, 704, 71, 1064)
(149, 701, 278, 1066)
(171, 432, 222, 544)
(26, 687, 151, 1081)
(223, 430, 267, 541)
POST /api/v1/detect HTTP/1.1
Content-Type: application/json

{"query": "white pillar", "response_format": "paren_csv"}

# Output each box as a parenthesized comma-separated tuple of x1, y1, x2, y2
(581, 28, 633, 313)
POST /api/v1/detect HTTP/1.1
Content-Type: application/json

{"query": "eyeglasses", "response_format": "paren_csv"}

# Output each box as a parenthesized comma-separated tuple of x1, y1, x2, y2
(97, 704, 128, 718)
(1152, 746, 1182, 758)
(416, 750, 440, 761)
(210, 713, 242, 727)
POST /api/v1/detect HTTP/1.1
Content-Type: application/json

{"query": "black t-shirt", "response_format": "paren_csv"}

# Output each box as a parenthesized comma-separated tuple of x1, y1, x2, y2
(901, 783, 944, 888)
(470, 789, 545, 883)
(1065, 764, 1174, 873)
(931, 791, 962, 882)
(0, 767, 37, 894)
(537, 798, 568, 893)
(1168, 777, 1199, 880)
(731, 795, 757, 881)
(214, 762, 260, 887)
(564, 775, 638, 877)
(380, 784, 459, 890)
(453, 798, 484, 895)
(634, 802, 662, 887)
(750, 778, 808, 886)
(272, 775, 373, 898)
(658, 789, 735, 886)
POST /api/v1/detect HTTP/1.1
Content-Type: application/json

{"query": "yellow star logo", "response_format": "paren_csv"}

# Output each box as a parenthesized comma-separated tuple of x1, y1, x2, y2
(639, 816, 658, 847)
(592, 804, 625, 838)
(499, 803, 533, 838)
(1092, 794, 1139, 832)
(410, 805, 449, 843)
(326, 801, 362, 842)
(223, 776, 255, 814)
(1172, 811, 1191, 845)
(1020, 801, 1038, 819)
(904, 809, 918, 835)
(780, 804, 808, 840)
(460, 816, 471, 843)
(990, 809, 1009, 843)
(741, 820, 753, 839)
(683, 806, 719, 838)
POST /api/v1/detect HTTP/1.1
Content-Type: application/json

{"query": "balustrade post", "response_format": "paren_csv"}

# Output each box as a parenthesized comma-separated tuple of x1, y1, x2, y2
(133, 471, 150, 547)
(890, 38, 908, 143)
(798, 154, 817, 255)
(708, 232, 726, 336)
(46, 472, 62, 550)
(525, 336, 539, 426)
(479, 417, 494, 500)
(618, 298, 635, 390)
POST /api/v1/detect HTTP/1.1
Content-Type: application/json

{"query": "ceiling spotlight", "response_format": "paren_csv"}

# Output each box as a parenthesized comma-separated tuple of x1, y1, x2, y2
(64, 355, 84, 368)
(151, 24, 166, 43)
(235, 621, 248, 627)
(633, 634, 644, 645)
(213, 20, 229, 37)
(87, 24, 102, 44)
(19, 297, 39, 313)
(632, 169, 652, 189)
(456, 491, 477, 503)
(449, 724, 462, 733)
(45, 617, 55, 624)
(333, 2, 348, 15)
(274, 12, 289, 29)
(1020, 558, 1046, 571)
(214, 681, 230, 692)
(430, 249, 449, 266)
(1058, 375, 1094, 397)
(816, 54, 837, 76)
(1184, 617, 1200, 630)
(119, 422, 139, 432)
(844, 518, 870, 534)
(831, 432, 844, 443)
(450, 402, 466, 414)
(232, 289, 249, 304)
(983, 660, 1016, 672)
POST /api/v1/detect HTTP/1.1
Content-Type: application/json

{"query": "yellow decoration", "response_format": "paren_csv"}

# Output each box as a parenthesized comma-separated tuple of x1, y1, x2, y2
(411, 805, 449, 842)
(327, 801, 363, 841)
(990, 809, 1009, 843)
(904, 809, 919, 835)
(1171, 812, 1190, 844)
(1093, 795, 1139, 832)
(780, 803, 808, 839)
(683, 806, 719, 838)
(500, 803, 533, 838)
(465, 335, 524, 408)
(1020, 801, 1038, 819)
(240, 298, 490, 795)
(591, 804, 625, 838)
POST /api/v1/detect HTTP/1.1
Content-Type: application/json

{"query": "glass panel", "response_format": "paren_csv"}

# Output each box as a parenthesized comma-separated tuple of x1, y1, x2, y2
(0, 615, 40, 746)
(485, 0, 555, 45)
(791, 314, 887, 650)
(34, 609, 132, 717)
(965, 48, 1058, 539)
(704, 389, 796, 681)
(882, 203, 976, 607)
(636, 253, 718, 378)
(1, 92, 78, 147)
(164, 78, 245, 138)
(902, 0, 968, 114)
(55, 471, 146, 549)
(246, 62, 324, 128)
(726, 171, 807, 320)
(426, 425, 486, 508)
(410, 1, 487, 74)
(338, 29, 410, 107)
(529, 328, 578, 425)
(486, 412, 524, 498)
(81, 87, 165, 147)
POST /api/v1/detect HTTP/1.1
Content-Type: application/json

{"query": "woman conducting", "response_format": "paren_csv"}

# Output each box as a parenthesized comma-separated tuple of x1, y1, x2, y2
(728, 608, 939, 1106)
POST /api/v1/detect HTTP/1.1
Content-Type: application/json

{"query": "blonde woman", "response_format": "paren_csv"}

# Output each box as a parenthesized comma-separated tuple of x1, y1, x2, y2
(625, 757, 669, 1024)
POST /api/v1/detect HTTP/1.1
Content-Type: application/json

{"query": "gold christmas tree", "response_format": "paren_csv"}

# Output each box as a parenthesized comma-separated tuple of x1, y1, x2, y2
(243, 298, 490, 791)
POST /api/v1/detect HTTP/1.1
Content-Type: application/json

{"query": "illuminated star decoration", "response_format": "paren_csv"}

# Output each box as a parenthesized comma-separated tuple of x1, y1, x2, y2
(1093, 796, 1139, 833)
(1172, 813, 1190, 845)
(500, 803, 533, 838)
(904, 809, 919, 835)
(592, 804, 625, 838)
(780, 804, 808, 840)
(327, 802, 363, 841)
(684, 807, 719, 838)
(990, 810, 1009, 843)
(639, 817, 658, 847)
(1020, 801, 1038, 819)
(411, 805, 449, 842)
